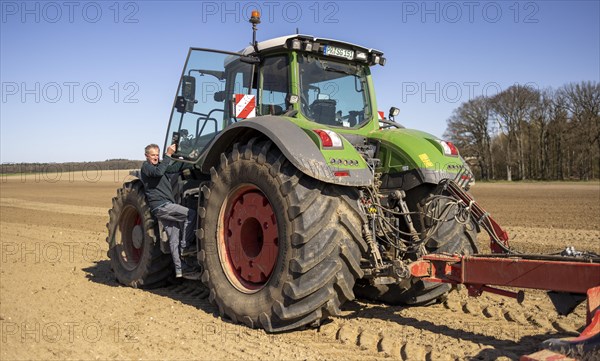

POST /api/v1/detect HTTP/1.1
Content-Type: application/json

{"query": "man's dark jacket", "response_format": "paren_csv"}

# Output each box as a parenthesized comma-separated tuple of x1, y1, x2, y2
(140, 157, 178, 211)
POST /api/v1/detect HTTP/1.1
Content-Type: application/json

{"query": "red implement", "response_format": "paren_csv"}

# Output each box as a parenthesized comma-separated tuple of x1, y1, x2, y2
(409, 255, 600, 359)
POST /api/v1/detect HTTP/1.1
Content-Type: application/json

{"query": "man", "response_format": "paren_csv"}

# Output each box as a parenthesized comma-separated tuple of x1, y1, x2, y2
(140, 143, 197, 278)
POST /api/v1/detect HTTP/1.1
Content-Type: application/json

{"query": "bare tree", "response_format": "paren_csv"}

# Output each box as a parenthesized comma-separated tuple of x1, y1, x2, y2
(445, 96, 494, 180)
(528, 89, 555, 179)
(490, 85, 539, 181)
(557, 82, 600, 179)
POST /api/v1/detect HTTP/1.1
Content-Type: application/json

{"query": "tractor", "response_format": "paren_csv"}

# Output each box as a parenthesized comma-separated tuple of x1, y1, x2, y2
(106, 13, 599, 355)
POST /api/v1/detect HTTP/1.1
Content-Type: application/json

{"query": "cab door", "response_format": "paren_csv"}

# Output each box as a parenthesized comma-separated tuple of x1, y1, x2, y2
(164, 49, 255, 162)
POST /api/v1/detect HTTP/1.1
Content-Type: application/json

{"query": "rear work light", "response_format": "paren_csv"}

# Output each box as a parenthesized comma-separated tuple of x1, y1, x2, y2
(313, 129, 343, 148)
(438, 140, 459, 156)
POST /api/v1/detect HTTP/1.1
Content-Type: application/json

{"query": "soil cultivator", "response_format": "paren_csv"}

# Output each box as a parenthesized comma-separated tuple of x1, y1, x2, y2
(106, 12, 600, 359)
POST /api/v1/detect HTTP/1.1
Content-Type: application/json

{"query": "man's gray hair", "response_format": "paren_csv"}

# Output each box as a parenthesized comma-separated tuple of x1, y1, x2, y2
(145, 144, 159, 154)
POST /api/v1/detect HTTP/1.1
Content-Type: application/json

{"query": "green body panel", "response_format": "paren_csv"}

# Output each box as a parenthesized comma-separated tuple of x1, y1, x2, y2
(367, 128, 464, 174)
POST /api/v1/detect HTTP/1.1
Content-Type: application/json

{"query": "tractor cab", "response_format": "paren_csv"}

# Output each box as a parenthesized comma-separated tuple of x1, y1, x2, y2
(164, 32, 387, 163)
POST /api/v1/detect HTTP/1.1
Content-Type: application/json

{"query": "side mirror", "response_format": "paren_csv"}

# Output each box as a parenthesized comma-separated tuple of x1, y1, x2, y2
(175, 76, 197, 113)
(389, 106, 400, 120)
(182, 75, 196, 101)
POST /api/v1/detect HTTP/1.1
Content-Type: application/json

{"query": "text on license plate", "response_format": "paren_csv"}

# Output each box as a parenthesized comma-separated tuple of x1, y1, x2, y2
(324, 46, 354, 60)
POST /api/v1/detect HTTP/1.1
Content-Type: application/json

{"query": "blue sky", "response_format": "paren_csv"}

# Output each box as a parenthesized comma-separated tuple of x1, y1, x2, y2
(1, 0, 599, 163)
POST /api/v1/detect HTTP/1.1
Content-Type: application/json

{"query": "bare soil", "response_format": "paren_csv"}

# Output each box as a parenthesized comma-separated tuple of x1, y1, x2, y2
(1, 172, 598, 360)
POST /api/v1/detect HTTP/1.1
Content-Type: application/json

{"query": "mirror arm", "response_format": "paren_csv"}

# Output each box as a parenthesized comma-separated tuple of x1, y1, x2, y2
(240, 55, 261, 64)
(248, 64, 257, 96)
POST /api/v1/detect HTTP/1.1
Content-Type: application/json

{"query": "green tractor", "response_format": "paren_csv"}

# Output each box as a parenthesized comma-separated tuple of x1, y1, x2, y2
(107, 14, 479, 332)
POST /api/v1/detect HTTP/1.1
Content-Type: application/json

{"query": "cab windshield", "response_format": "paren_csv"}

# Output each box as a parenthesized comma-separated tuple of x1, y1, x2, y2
(298, 54, 371, 128)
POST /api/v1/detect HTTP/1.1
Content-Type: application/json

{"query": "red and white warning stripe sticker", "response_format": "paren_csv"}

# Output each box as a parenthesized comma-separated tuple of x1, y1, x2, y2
(378, 111, 386, 129)
(234, 94, 256, 119)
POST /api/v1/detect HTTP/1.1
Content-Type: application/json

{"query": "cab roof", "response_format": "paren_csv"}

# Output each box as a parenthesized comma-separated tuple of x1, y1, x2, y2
(239, 34, 384, 57)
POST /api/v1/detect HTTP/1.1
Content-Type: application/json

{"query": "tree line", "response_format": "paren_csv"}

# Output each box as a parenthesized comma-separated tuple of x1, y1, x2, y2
(444, 81, 599, 181)
(0, 159, 143, 175)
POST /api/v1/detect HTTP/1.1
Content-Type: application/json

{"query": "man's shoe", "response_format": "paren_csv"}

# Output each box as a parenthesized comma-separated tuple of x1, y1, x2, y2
(181, 244, 198, 257)
(181, 264, 201, 280)
(175, 269, 183, 278)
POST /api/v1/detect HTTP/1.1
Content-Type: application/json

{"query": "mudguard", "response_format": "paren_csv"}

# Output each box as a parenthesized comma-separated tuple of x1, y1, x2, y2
(200, 115, 374, 187)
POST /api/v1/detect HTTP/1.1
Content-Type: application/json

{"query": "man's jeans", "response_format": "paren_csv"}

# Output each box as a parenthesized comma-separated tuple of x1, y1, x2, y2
(154, 203, 197, 272)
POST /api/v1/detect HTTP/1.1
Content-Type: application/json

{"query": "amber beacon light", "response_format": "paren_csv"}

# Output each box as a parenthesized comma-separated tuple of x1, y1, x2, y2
(250, 10, 261, 24)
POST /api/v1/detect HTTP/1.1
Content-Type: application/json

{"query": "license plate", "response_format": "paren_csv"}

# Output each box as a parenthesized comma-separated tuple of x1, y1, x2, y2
(324, 45, 354, 60)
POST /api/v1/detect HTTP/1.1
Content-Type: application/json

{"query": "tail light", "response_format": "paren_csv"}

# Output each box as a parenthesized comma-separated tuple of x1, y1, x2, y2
(438, 140, 459, 156)
(313, 129, 343, 148)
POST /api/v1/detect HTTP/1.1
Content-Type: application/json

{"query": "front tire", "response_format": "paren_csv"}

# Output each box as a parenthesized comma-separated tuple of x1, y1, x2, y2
(199, 139, 366, 332)
(106, 181, 172, 288)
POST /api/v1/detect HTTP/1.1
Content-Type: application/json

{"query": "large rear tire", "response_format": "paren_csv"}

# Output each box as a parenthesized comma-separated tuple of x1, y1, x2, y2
(356, 183, 478, 305)
(199, 139, 366, 332)
(106, 181, 172, 288)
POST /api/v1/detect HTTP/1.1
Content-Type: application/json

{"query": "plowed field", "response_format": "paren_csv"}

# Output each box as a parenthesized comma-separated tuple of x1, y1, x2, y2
(1, 172, 598, 360)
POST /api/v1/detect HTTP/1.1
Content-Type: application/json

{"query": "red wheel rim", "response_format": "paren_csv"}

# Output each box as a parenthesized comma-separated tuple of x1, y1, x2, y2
(131, 215, 143, 261)
(220, 185, 279, 292)
(117, 206, 144, 270)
